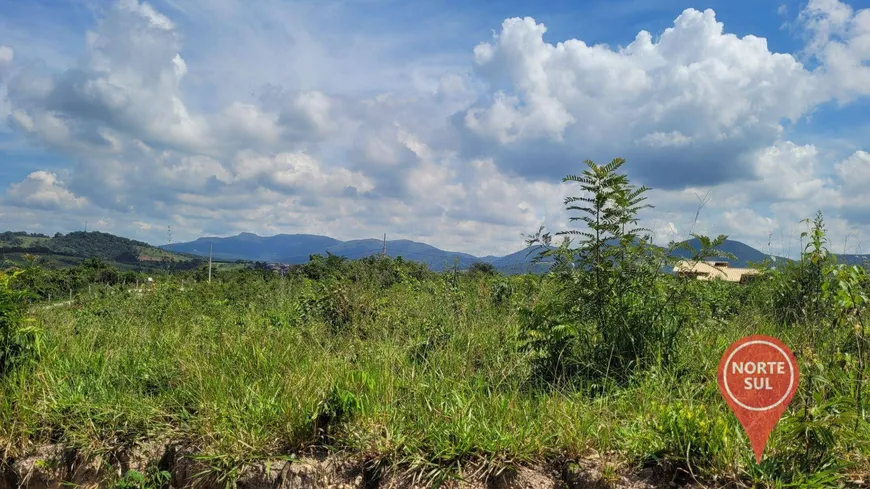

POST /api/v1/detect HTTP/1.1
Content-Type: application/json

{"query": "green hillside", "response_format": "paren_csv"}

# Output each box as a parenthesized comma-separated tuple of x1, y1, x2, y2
(0, 230, 202, 270)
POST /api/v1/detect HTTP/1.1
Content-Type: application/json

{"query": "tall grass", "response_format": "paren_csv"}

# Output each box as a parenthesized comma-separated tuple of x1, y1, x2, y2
(1, 162, 868, 488)
(0, 258, 866, 487)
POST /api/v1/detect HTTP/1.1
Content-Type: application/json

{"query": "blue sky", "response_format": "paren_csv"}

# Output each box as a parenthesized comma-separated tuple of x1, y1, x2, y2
(2, 0, 870, 256)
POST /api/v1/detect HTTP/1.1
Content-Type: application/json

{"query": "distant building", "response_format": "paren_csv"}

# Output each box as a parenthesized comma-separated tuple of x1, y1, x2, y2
(673, 260, 760, 284)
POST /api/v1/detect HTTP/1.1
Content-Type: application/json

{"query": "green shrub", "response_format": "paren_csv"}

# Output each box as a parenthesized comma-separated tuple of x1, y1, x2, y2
(0, 270, 41, 377)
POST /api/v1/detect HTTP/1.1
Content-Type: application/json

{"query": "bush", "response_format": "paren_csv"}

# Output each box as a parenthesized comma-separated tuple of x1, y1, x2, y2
(468, 262, 497, 276)
(0, 271, 41, 377)
(520, 159, 738, 386)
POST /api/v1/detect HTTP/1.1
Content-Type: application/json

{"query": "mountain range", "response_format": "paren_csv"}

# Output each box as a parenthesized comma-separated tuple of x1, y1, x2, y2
(162, 232, 556, 273)
(5, 229, 869, 274)
(163, 232, 870, 273)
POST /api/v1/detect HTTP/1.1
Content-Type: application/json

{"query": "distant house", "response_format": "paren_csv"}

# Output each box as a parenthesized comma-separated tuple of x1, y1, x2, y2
(673, 260, 760, 284)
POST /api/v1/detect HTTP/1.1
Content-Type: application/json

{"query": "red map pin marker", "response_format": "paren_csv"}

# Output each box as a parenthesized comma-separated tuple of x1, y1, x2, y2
(717, 334, 800, 464)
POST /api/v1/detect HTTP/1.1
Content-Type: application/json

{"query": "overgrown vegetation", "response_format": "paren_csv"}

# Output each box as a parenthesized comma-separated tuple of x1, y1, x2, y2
(0, 159, 867, 488)
(0, 270, 41, 377)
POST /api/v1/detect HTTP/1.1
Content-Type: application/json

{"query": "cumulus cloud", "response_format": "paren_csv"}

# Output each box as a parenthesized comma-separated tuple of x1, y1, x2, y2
(2, 0, 870, 257)
(4, 171, 88, 210)
(721, 208, 779, 241)
(836, 150, 870, 188)
(750, 142, 829, 202)
(231, 151, 374, 197)
(461, 9, 825, 188)
(4, 1, 210, 153)
(800, 0, 870, 101)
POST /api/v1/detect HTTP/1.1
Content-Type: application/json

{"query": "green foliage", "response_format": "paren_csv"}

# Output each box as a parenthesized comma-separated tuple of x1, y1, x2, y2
(0, 249, 865, 486)
(299, 252, 349, 281)
(115, 468, 172, 489)
(43, 231, 151, 261)
(0, 230, 200, 272)
(0, 270, 41, 377)
(311, 370, 374, 441)
(490, 279, 513, 307)
(7, 257, 146, 302)
(755, 212, 837, 326)
(823, 260, 870, 433)
(468, 261, 498, 276)
(646, 400, 732, 464)
(345, 255, 432, 288)
(0, 231, 48, 247)
(521, 159, 735, 386)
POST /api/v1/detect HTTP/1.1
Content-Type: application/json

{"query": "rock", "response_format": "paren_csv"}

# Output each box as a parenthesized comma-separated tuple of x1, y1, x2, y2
(165, 445, 219, 488)
(66, 453, 107, 488)
(277, 456, 364, 489)
(486, 466, 567, 489)
(12, 445, 68, 489)
(380, 464, 566, 489)
(561, 462, 611, 489)
(236, 460, 288, 489)
(124, 438, 173, 476)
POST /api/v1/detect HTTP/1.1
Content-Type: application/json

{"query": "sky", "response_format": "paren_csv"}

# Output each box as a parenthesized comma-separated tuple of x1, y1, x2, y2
(2, 0, 870, 257)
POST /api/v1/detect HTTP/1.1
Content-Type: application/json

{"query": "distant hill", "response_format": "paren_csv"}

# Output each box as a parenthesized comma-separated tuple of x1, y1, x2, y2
(669, 237, 789, 268)
(12, 228, 868, 275)
(162, 234, 568, 273)
(488, 246, 555, 274)
(832, 254, 870, 266)
(164, 233, 342, 262)
(1, 230, 200, 270)
(166, 234, 492, 271)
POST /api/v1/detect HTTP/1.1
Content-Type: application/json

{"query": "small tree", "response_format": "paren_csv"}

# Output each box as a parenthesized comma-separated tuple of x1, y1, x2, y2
(523, 158, 657, 382)
(468, 262, 497, 275)
(521, 158, 731, 385)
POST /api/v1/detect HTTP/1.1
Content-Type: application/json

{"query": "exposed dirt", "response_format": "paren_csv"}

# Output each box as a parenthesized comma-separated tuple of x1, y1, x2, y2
(0, 444, 728, 489)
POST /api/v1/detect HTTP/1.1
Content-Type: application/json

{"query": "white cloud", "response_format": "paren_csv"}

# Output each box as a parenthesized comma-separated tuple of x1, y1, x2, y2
(3, 0, 870, 258)
(800, 0, 870, 102)
(836, 150, 870, 188)
(231, 151, 374, 195)
(461, 9, 826, 189)
(4, 171, 88, 210)
(6, 0, 210, 153)
(289, 91, 338, 136)
(722, 208, 778, 240)
(750, 141, 828, 201)
(0, 45, 12, 65)
(637, 131, 693, 148)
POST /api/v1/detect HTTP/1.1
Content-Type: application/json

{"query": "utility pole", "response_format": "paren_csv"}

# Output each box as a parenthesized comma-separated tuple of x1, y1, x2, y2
(208, 243, 213, 283)
(382, 234, 386, 258)
(166, 226, 173, 274)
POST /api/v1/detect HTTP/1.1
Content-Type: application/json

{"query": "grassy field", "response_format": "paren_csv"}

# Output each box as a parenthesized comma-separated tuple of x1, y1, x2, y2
(1, 263, 868, 488)
(1, 163, 868, 488)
